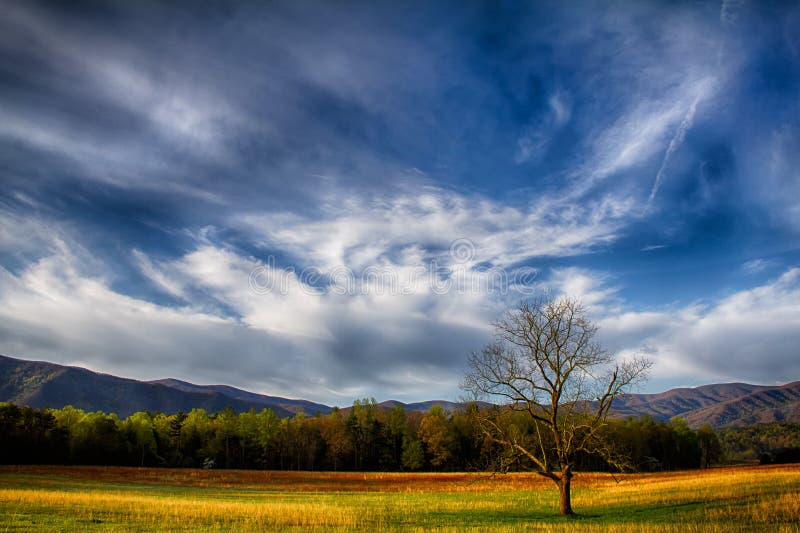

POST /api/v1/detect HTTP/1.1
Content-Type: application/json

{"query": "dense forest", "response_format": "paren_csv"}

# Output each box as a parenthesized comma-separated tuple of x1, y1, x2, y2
(719, 422, 800, 464)
(1, 400, 797, 472)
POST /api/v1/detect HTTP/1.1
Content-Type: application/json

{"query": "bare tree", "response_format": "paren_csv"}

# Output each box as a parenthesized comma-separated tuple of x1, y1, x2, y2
(462, 295, 651, 515)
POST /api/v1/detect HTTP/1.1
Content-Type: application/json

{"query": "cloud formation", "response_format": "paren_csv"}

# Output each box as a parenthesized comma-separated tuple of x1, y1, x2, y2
(598, 269, 800, 385)
(1, 1, 799, 403)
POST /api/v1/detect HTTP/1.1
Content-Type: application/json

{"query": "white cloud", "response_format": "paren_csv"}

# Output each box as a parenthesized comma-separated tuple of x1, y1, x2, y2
(236, 186, 634, 273)
(597, 268, 800, 384)
(0, 246, 352, 403)
(548, 267, 619, 310)
(0, 217, 500, 404)
(174, 246, 336, 340)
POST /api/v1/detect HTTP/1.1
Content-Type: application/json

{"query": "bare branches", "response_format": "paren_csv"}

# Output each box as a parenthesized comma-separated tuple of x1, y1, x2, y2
(461, 294, 651, 488)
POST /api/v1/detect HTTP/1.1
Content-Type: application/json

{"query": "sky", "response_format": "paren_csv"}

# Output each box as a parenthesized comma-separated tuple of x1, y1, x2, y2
(1, 0, 799, 406)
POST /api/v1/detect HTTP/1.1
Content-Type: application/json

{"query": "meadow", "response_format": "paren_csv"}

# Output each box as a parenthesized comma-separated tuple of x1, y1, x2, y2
(0, 465, 798, 532)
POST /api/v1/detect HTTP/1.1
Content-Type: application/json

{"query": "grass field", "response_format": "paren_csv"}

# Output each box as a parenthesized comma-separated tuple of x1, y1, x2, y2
(0, 465, 798, 532)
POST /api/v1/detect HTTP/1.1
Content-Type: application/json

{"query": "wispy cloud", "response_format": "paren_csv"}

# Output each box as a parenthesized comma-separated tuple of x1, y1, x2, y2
(741, 258, 773, 274)
(648, 78, 715, 203)
(2, 3, 245, 161)
(515, 90, 572, 163)
(235, 186, 633, 272)
(753, 126, 800, 231)
(573, 74, 721, 202)
(132, 249, 187, 299)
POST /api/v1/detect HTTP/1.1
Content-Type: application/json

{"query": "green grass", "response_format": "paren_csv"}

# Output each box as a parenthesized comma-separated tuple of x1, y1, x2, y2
(1, 465, 799, 531)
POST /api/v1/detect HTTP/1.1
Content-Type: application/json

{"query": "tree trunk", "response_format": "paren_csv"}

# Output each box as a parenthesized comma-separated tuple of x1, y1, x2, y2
(558, 467, 574, 516)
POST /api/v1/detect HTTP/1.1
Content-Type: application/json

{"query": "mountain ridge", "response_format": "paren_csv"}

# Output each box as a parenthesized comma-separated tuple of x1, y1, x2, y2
(1, 354, 797, 427)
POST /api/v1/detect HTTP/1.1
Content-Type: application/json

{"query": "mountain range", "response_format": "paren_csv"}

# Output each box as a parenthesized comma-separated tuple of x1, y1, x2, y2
(1, 354, 798, 428)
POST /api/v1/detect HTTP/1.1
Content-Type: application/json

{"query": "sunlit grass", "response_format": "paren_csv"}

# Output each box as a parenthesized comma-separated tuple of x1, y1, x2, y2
(0, 465, 798, 531)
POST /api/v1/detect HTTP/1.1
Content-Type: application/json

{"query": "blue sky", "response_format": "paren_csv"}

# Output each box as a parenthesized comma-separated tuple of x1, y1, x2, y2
(1, 0, 799, 405)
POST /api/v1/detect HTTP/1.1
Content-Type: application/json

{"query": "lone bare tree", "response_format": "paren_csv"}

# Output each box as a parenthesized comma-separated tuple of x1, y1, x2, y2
(462, 295, 650, 515)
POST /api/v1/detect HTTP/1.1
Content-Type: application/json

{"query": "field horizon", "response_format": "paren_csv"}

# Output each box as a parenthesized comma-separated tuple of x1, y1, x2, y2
(1, 464, 798, 531)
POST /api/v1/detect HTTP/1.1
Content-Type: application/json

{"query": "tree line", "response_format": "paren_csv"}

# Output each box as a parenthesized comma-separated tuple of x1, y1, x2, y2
(718, 422, 800, 465)
(0, 400, 753, 472)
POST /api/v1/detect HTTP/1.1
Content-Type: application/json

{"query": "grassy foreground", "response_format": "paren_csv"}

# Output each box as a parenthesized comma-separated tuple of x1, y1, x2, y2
(0, 465, 798, 532)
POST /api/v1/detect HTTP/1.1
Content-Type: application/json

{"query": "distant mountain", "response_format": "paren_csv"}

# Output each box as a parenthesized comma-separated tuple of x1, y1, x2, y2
(609, 381, 800, 428)
(679, 382, 800, 428)
(376, 399, 471, 413)
(148, 378, 331, 416)
(1, 354, 798, 427)
(611, 383, 772, 421)
(0, 354, 328, 418)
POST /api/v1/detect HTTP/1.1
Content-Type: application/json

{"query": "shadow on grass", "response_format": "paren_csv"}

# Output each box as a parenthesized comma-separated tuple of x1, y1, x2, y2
(414, 497, 718, 528)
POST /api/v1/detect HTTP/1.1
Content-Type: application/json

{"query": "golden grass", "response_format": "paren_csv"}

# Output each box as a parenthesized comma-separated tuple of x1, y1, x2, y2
(0, 488, 360, 530)
(0, 465, 798, 532)
(0, 465, 559, 492)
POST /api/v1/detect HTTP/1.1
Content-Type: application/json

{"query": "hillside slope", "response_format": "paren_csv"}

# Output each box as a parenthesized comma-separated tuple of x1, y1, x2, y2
(612, 383, 771, 421)
(680, 382, 800, 428)
(0, 355, 314, 418)
(2, 354, 798, 427)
